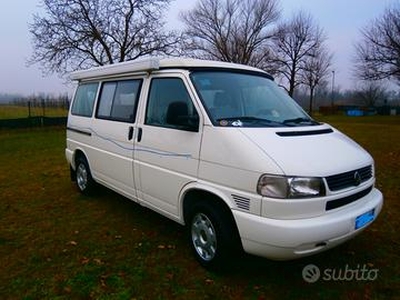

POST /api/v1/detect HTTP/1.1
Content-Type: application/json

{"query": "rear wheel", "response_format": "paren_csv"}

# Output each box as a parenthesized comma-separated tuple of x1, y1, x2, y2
(187, 201, 241, 270)
(75, 156, 95, 195)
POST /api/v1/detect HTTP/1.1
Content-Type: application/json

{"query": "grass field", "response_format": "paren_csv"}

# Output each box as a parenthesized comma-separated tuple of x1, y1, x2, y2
(0, 116, 399, 299)
(0, 105, 68, 119)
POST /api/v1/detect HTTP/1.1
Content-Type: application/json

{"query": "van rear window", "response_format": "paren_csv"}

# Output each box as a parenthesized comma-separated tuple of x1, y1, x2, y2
(71, 82, 99, 117)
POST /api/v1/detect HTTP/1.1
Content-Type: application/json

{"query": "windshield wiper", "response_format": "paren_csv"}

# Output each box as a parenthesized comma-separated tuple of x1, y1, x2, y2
(216, 116, 284, 127)
(283, 117, 320, 126)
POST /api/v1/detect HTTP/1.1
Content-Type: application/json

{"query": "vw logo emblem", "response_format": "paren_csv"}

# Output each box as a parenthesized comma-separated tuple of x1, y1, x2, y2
(354, 171, 362, 186)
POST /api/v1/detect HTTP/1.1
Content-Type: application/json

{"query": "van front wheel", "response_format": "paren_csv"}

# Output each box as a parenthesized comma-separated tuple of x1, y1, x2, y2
(75, 156, 94, 195)
(191, 212, 218, 262)
(188, 202, 240, 270)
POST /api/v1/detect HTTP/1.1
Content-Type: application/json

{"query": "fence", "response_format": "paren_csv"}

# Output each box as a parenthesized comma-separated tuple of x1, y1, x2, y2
(0, 116, 68, 129)
(0, 99, 69, 129)
(319, 105, 400, 116)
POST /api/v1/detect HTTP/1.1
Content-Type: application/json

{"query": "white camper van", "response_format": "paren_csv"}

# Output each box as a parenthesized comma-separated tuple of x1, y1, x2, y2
(66, 58, 383, 269)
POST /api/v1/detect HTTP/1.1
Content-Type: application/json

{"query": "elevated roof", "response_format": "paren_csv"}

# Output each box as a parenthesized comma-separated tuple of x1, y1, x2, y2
(70, 57, 269, 81)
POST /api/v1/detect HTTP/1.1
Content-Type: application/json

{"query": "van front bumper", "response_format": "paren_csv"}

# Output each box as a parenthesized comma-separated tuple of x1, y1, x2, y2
(233, 188, 383, 260)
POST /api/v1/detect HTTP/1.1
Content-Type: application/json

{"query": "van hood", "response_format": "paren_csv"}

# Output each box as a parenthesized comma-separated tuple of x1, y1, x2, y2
(238, 124, 373, 177)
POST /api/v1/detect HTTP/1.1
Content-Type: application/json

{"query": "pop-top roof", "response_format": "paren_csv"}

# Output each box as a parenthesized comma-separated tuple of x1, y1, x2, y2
(69, 57, 268, 81)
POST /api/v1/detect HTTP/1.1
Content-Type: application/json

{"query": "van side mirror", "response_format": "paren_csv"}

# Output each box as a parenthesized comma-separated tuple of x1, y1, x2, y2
(166, 102, 199, 132)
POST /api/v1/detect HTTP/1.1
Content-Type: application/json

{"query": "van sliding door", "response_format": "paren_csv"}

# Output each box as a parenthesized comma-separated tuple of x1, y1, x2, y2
(90, 79, 142, 200)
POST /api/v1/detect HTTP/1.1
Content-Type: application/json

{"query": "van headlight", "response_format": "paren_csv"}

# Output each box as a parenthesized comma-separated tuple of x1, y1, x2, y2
(257, 175, 326, 199)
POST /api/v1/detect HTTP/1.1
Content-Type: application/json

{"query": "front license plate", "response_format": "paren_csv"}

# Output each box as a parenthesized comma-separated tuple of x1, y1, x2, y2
(355, 209, 375, 230)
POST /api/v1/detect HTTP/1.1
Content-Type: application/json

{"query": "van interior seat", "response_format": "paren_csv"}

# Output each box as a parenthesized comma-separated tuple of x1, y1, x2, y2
(166, 101, 188, 126)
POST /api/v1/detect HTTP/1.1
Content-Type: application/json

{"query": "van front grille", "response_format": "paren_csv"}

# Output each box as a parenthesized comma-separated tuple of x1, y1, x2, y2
(326, 186, 373, 210)
(326, 166, 372, 191)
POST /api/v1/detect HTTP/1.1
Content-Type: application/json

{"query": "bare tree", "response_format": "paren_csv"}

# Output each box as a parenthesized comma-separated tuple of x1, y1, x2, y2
(355, 82, 387, 107)
(300, 46, 332, 114)
(180, 0, 280, 71)
(29, 0, 181, 74)
(272, 11, 326, 96)
(354, 4, 400, 84)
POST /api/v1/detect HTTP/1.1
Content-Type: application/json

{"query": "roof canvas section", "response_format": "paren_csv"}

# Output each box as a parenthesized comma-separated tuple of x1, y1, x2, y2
(70, 58, 160, 80)
(69, 57, 268, 81)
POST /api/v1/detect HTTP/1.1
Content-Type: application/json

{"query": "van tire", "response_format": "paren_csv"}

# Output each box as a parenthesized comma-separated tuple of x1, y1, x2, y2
(186, 201, 240, 270)
(75, 156, 95, 195)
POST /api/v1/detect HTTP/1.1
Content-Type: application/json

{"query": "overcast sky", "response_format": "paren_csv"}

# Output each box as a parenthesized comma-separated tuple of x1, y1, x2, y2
(0, 0, 395, 96)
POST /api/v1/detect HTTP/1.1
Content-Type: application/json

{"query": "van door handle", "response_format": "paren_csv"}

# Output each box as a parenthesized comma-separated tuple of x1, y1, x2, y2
(128, 126, 134, 140)
(137, 127, 143, 142)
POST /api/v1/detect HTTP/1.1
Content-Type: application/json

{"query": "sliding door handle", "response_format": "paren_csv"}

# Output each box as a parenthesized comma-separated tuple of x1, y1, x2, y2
(128, 126, 134, 140)
(137, 127, 143, 142)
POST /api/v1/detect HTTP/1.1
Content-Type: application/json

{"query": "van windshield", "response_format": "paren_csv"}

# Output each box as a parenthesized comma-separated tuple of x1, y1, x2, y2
(190, 71, 319, 127)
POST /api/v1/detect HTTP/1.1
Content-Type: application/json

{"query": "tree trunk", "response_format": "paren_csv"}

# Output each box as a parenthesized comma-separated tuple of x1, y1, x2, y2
(309, 87, 315, 115)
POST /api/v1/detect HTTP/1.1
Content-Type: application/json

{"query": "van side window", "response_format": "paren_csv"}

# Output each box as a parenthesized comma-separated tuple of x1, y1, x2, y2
(145, 78, 199, 131)
(71, 82, 99, 117)
(96, 80, 142, 123)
